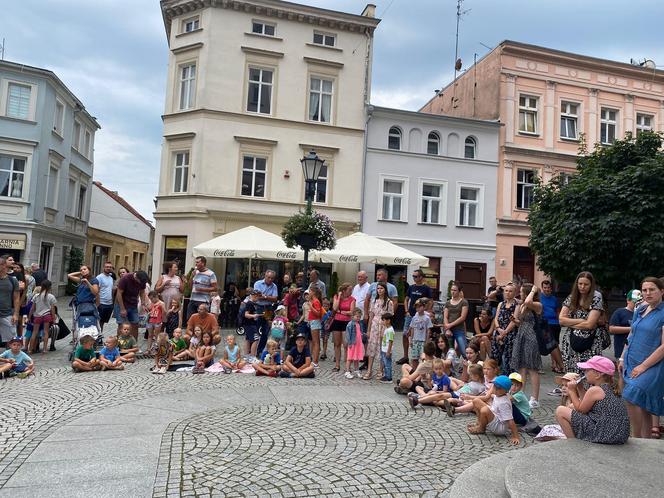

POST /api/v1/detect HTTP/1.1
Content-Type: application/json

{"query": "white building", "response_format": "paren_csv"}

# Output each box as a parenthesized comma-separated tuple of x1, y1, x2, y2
(153, 0, 379, 288)
(362, 106, 500, 301)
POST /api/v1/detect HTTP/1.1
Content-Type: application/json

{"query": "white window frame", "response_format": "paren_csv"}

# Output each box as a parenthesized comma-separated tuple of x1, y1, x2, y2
(418, 178, 447, 225)
(308, 76, 334, 123)
(181, 16, 200, 33)
(173, 151, 190, 193)
(53, 98, 65, 136)
(600, 107, 618, 145)
(241, 155, 268, 198)
(456, 182, 484, 228)
(388, 126, 402, 151)
(178, 63, 196, 110)
(72, 121, 82, 150)
(251, 20, 276, 37)
(516, 169, 536, 210)
(312, 163, 329, 205)
(68, 177, 77, 216)
(464, 136, 477, 159)
(0, 79, 37, 121)
(0, 154, 27, 199)
(313, 31, 336, 47)
(77, 184, 87, 219)
(6, 82, 32, 120)
(427, 132, 440, 155)
(518, 94, 539, 135)
(636, 113, 653, 135)
(46, 163, 59, 209)
(83, 129, 92, 158)
(246, 66, 273, 115)
(379, 175, 408, 222)
(560, 101, 579, 140)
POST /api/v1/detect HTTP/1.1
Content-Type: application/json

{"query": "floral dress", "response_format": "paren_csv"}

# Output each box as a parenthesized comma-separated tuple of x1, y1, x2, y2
(560, 293, 604, 373)
(491, 300, 518, 370)
(366, 298, 393, 359)
(510, 308, 542, 371)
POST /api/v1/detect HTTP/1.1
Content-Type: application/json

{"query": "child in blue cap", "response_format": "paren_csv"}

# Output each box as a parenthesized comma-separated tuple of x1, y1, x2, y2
(468, 374, 520, 445)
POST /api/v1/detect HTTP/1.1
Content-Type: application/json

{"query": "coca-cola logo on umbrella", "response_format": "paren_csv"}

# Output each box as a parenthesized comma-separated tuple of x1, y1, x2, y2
(393, 257, 412, 265)
(276, 251, 297, 259)
(213, 249, 236, 257)
(339, 255, 359, 263)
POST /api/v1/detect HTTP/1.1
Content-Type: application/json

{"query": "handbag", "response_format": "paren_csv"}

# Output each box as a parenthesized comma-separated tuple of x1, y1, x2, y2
(569, 328, 595, 353)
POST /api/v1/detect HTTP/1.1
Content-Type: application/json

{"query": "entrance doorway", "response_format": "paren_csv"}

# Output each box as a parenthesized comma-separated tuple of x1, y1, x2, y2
(454, 261, 486, 301)
(513, 246, 535, 284)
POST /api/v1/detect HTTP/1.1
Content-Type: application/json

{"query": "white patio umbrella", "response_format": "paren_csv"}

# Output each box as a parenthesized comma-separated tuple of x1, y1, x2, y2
(315, 232, 429, 266)
(192, 225, 304, 261)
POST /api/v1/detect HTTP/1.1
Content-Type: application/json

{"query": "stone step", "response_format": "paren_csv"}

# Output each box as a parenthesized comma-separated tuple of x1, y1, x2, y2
(449, 450, 517, 498)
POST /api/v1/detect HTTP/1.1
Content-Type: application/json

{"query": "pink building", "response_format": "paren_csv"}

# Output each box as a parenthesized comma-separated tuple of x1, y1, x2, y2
(421, 40, 664, 284)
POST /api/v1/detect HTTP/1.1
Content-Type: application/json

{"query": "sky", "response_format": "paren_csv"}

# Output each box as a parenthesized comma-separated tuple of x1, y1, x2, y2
(3, 0, 663, 222)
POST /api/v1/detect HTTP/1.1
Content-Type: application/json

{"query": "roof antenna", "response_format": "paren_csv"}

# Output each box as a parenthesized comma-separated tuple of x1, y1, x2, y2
(451, 0, 470, 108)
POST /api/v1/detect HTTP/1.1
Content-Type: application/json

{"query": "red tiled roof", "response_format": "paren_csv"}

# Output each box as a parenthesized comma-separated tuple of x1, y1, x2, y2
(92, 181, 153, 228)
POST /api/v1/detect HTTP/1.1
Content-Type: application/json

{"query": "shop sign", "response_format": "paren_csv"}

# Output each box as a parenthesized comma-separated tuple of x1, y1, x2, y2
(0, 233, 26, 250)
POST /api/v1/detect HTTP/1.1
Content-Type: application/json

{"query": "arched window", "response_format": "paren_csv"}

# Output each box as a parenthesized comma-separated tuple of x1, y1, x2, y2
(388, 126, 402, 150)
(427, 132, 440, 155)
(464, 136, 477, 159)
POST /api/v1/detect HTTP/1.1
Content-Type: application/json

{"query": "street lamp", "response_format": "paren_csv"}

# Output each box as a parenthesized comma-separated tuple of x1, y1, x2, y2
(299, 150, 325, 289)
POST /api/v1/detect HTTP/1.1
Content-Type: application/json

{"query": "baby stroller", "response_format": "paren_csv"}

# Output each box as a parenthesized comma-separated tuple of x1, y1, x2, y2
(68, 299, 102, 361)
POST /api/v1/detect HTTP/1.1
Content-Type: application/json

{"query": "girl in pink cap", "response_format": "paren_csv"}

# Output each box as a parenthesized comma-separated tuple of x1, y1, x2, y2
(555, 355, 629, 444)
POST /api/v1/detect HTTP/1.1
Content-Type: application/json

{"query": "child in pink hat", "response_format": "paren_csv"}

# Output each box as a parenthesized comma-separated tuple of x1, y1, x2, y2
(555, 355, 629, 444)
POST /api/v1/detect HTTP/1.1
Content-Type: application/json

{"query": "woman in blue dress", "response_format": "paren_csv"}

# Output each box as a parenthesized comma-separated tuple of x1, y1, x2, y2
(621, 277, 664, 438)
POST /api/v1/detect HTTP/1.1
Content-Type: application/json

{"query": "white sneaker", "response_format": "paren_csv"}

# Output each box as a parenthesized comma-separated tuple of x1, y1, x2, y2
(354, 370, 361, 378)
(344, 371, 353, 379)
(313, 362, 319, 369)
(529, 397, 540, 409)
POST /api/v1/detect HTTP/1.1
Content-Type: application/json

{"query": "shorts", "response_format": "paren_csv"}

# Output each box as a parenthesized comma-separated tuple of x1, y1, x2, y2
(486, 417, 511, 436)
(115, 306, 139, 324)
(330, 319, 350, 332)
(409, 340, 424, 360)
(404, 314, 413, 333)
(98, 304, 114, 325)
(19, 304, 30, 316)
(12, 363, 28, 373)
(245, 325, 259, 343)
(146, 322, 162, 331)
(309, 319, 321, 331)
(0, 316, 15, 342)
(33, 314, 54, 327)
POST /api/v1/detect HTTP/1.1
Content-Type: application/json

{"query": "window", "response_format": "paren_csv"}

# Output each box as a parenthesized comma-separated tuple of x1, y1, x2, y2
(600, 108, 617, 144)
(560, 101, 578, 139)
(84, 129, 92, 157)
(77, 185, 87, 219)
(252, 21, 275, 36)
(39, 243, 52, 276)
(179, 64, 196, 110)
(182, 16, 200, 33)
(173, 151, 189, 193)
(6, 83, 31, 119)
(241, 155, 266, 197)
(247, 68, 273, 114)
(516, 169, 536, 209)
(309, 77, 333, 123)
(68, 178, 77, 215)
(636, 113, 653, 135)
(313, 31, 336, 47)
(427, 132, 440, 155)
(518, 95, 538, 134)
(458, 186, 480, 227)
(313, 164, 328, 203)
(420, 182, 444, 224)
(464, 136, 476, 158)
(559, 172, 573, 186)
(46, 166, 58, 209)
(388, 127, 401, 150)
(0, 155, 25, 198)
(381, 179, 405, 221)
(73, 121, 81, 150)
(54, 99, 65, 135)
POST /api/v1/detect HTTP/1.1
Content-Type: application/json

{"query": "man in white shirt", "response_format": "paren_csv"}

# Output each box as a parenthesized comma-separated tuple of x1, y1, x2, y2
(351, 271, 370, 320)
(96, 261, 115, 332)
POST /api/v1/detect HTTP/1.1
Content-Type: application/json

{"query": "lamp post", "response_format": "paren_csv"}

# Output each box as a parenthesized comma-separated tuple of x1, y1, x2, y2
(299, 150, 325, 289)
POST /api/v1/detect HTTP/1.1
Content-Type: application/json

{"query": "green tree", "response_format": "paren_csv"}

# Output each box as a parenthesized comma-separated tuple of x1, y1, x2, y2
(528, 131, 664, 289)
(65, 247, 84, 295)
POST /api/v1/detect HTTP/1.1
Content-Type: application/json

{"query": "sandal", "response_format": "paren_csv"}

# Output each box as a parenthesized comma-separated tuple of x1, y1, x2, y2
(362, 373, 372, 381)
(332, 367, 340, 372)
(652, 426, 661, 439)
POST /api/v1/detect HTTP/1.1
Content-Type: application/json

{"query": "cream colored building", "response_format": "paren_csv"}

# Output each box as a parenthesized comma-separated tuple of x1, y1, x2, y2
(154, 0, 379, 288)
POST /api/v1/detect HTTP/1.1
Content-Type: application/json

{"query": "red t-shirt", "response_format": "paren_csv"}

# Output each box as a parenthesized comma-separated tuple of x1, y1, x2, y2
(308, 298, 322, 321)
(334, 296, 356, 322)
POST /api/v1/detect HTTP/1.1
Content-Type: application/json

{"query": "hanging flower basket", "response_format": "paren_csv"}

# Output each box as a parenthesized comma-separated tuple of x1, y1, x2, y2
(282, 210, 336, 251)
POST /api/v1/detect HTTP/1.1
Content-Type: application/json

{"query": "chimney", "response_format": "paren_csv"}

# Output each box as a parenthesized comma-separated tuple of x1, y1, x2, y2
(361, 4, 376, 18)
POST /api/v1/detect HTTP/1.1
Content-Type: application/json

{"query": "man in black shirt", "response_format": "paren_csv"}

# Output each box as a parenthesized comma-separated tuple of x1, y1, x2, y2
(396, 269, 432, 365)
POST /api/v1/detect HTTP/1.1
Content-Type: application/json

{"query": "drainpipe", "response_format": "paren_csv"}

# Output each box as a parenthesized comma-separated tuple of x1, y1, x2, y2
(359, 105, 373, 232)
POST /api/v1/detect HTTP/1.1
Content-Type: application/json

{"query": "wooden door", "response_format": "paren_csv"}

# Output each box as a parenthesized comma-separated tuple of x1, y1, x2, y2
(454, 261, 486, 301)
(513, 246, 535, 284)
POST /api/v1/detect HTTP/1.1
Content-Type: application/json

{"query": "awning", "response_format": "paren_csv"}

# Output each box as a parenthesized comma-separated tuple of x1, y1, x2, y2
(192, 225, 304, 261)
(314, 232, 429, 266)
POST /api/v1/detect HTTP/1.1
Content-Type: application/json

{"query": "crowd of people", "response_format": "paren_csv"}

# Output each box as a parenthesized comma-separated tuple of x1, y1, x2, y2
(1, 253, 663, 446)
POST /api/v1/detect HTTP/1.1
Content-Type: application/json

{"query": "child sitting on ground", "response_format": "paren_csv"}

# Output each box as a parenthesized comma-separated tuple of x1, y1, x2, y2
(395, 341, 436, 394)
(99, 336, 125, 370)
(219, 334, 246, 373)
(270, 305, 289, 359)
(254, 339, 282, 377)
(174, 326, 202, 361)
(468, 375, 520, 445)
(448, 359, 499, 415)
(169, 328, 187, 356)
(280, 332, 315, 378)
(117, 323, 138, 362)
(508, 372, 535, 427)
(72, 335, 100, 372)
(146, 291, 166, 353)
(555, 356, 629, 444)
(443, 364, 486, 416)
(380, 312, 395, 383)
(193, 331, 215, 373)
(151, 332, 173, 374)
(0, 336, 34, 378)
(408, 358, 456, 409)
(344, 308, 365, 379)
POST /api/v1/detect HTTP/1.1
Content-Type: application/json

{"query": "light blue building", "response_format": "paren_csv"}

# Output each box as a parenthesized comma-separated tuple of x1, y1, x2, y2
(0, 60, 100, 295)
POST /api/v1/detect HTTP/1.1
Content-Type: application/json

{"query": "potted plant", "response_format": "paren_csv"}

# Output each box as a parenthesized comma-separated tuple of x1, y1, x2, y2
(282, 210, 336, 251)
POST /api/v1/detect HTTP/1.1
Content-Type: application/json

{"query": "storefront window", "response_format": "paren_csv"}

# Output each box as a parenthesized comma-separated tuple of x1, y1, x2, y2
(163, 236, 187, 273)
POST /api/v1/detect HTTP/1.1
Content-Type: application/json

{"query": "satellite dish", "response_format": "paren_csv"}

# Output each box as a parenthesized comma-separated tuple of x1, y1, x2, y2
(642, 59, 656, 69)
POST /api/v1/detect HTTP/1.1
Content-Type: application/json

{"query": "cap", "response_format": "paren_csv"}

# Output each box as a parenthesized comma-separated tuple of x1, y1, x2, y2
(7, 336, 22, 345)
(295, 332, 308, 340)
(554, 372, 580, 385)
(276, 304, 286, 312)
(508, 372, 523, 384)
(493, 375, 512, 391)
(250, 289, 261, 296)
(577, 355, 615, 375)
(626, 289, 642, 302)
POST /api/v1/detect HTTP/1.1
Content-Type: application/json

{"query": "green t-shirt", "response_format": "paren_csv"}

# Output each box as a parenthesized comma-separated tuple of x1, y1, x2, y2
(511, 390, 532, 419)
(381, 326, 395, 352)
(170, 337, 187, 353)
(74, 344, 96, 362)
(118, 335, 137, 351)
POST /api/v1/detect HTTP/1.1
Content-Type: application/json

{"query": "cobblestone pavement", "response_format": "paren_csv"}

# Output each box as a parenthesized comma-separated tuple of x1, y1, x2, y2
(0, 301, 560, 497)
